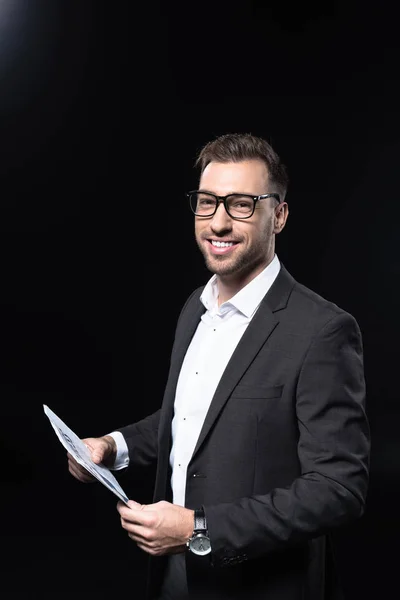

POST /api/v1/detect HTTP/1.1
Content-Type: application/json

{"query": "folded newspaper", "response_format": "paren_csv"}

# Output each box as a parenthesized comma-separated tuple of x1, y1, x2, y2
(43, 404, 129, 505)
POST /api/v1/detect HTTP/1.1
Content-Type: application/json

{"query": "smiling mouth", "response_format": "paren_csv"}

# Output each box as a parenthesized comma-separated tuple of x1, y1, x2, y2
(206, 239, 239, 254)
(210, 240, 235, 248)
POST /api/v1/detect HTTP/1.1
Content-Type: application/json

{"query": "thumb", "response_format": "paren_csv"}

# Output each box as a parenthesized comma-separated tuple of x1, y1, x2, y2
(91, 446, 105, 464)
(83, 438, 109, 464)
(127, 500, 142, 510)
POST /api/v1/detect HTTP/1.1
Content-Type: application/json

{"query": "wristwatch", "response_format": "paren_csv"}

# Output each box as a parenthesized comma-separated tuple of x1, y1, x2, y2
(186, 508, 211, 556)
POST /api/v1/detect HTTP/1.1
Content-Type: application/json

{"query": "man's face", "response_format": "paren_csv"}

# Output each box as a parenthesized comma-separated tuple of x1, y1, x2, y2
(194, 159, 287, 285)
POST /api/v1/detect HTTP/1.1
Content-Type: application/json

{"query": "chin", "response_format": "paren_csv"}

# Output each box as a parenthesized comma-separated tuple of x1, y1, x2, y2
(205, 258, 237, 277)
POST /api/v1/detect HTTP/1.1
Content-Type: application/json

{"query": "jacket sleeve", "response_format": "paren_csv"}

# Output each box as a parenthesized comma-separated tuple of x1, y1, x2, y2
(204, 311, 371, 566)
(116, 409, 161, 470)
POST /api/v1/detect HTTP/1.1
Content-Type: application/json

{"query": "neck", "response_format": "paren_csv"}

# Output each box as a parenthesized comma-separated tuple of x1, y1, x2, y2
(217, 279, 244, 306)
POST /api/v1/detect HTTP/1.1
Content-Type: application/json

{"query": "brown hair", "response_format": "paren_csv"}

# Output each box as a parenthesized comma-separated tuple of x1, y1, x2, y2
(195, 132, 289, 200)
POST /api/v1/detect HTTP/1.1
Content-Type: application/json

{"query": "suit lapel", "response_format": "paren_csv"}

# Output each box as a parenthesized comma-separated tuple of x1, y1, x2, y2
(190, 264, 296, 462)
(190, 306, 279, 460)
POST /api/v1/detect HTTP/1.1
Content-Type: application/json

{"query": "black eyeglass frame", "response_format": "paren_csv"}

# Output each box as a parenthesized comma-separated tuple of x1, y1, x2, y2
(186, 190, 281, 219)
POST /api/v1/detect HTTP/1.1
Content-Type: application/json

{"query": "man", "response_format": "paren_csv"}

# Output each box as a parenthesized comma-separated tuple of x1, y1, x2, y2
(68, 133, 370, 599)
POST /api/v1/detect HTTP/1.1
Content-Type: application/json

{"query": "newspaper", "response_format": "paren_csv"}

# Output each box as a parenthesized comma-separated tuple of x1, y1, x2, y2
(43, 404, 130, 505)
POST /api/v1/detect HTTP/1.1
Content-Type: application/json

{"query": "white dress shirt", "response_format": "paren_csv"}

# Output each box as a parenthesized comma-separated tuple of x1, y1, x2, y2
(109, 255, 281, 507)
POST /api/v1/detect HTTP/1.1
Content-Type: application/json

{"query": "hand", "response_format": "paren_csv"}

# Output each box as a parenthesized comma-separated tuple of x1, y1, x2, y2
(117, 500, 194, 556)
(67, 435, 117, 483)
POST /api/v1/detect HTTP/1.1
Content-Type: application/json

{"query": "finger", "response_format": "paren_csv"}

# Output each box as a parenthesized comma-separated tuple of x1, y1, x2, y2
(120, 518, 151, 540)
(135, 541, 162, 556)
(81, 437, 109, 464)
(67, 454, 91, 477)
(118, 505, 148, 524)
(127, 500, 142, 509)
(126, 527, 150, 543)
(119, 511, 148, 528)
(90, 447, 105, 464)
(68, 465, 94, 483)
(68, 459, 95, 482)
(134, 536, 153, 554)
(116, 501, 142, 517)
(95, 438, 114, 464)
(67, 454, 83, 471)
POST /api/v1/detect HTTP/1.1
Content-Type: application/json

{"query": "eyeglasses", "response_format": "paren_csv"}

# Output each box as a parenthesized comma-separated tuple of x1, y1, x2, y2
(186, 190, 281, 219)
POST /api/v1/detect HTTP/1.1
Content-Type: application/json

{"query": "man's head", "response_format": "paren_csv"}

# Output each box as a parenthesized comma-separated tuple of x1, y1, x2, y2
(191, 133, 289, 291)
(195, 132, 289, 202)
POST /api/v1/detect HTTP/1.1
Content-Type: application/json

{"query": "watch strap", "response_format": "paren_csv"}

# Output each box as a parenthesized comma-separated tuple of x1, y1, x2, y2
(193, 507, 207, 533)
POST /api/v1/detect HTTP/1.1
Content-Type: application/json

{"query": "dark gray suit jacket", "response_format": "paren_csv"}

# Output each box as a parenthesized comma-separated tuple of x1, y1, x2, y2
(118, 264, 370, 600)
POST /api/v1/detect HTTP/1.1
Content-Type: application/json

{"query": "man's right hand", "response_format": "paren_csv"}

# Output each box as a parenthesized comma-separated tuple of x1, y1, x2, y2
(67, 435, 117, 483)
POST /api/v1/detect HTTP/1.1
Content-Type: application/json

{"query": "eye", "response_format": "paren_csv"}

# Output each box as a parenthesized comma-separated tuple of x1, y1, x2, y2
(199, 197, 215, 206)
(227, 196, 254, 215)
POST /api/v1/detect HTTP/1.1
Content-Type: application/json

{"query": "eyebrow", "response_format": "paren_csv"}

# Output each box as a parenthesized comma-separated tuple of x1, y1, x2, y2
(197, 190, 257, 196)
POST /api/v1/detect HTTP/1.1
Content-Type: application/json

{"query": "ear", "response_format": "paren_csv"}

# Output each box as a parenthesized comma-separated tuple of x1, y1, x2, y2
(274, 202, 289, 234)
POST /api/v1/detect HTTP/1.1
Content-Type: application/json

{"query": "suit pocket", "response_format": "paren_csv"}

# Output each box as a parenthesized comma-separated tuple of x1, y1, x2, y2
(230, 384, 283, 399)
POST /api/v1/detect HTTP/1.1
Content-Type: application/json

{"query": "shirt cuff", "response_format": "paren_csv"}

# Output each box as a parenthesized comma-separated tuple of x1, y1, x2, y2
(107, 431, 129, 470)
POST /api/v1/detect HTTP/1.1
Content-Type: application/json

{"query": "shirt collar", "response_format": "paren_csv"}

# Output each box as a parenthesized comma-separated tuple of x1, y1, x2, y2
(200, 254, 281, 318)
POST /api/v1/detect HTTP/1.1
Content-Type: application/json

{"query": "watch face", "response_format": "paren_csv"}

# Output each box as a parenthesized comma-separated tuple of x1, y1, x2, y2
(190, 533, 211, 556)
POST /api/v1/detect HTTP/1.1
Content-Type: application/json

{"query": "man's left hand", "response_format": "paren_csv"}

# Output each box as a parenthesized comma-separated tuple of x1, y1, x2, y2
(117, 500, 194, 556)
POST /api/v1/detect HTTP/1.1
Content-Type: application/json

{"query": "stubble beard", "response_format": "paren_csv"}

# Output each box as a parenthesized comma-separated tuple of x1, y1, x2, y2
(198, 238, 270, 279)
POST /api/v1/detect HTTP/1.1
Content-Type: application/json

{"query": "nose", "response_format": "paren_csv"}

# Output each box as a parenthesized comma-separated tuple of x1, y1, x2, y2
(210, 201, 232, 232)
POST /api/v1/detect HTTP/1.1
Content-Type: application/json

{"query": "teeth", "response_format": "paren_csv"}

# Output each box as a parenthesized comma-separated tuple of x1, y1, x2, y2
(211, 241, 233, 248)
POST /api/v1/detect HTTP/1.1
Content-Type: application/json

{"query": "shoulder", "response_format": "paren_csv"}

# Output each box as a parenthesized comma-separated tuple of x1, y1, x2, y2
(282, 268, 361, 338)
(291, 280, 344, 317)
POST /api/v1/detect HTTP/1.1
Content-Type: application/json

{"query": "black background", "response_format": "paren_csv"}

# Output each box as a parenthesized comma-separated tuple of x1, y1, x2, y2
(0, 1, 398, 598)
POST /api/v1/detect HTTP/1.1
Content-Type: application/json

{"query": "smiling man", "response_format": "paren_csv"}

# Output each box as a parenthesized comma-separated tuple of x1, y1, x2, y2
(192, 155, 287, 303)
(67, 133, 370, 600)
